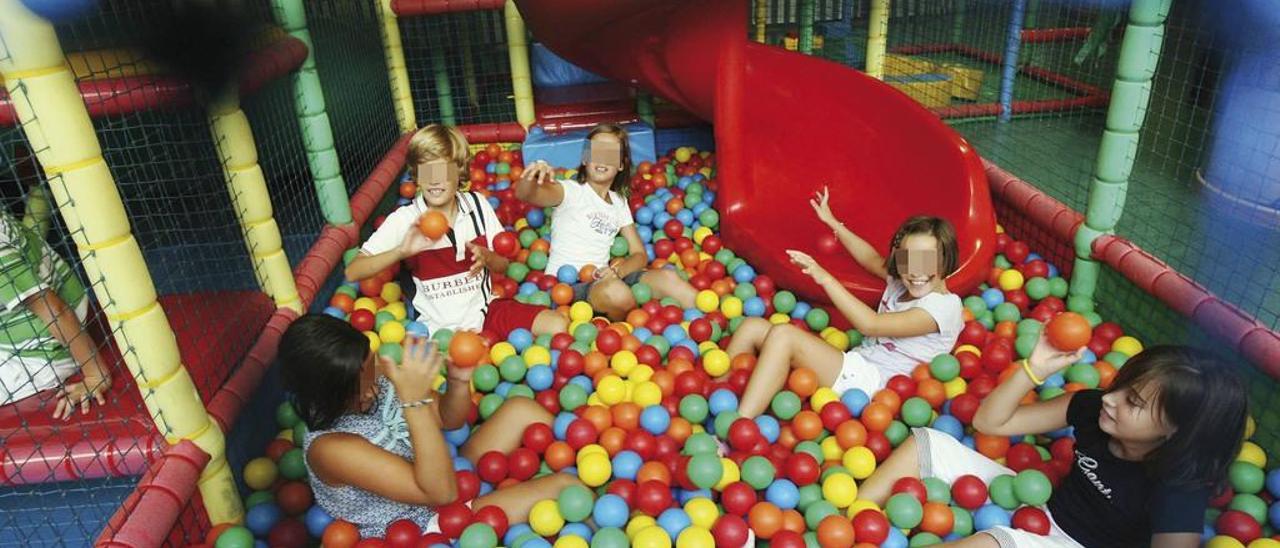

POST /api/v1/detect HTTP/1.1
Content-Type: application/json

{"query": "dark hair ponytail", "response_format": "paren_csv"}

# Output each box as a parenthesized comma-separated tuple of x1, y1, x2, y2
(279, 314, 371, 430)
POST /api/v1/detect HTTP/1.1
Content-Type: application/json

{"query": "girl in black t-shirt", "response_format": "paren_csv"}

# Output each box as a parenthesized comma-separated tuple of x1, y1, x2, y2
(858, 335, 1248, 548)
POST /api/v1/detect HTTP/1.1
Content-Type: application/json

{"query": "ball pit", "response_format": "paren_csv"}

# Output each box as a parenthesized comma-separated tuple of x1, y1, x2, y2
(212, 144, 1280, 548)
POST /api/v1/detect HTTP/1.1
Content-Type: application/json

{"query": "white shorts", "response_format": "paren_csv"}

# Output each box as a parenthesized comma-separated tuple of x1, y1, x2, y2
(912, 427, 1083, 548)
(0, 298, 90, 405)
(830, 350, 884, 396)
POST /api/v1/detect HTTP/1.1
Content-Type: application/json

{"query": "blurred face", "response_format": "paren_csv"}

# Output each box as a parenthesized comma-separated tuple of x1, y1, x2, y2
(355, 351, 379, 413)
(1099, 383, 1176, 445)
(583, 133, 622, 185)
(416, 158, 461, 208)
(895, 233, 945, 299)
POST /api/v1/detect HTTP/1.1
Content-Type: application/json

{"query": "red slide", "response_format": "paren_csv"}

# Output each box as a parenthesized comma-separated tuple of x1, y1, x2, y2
(514, 0, 996, 309)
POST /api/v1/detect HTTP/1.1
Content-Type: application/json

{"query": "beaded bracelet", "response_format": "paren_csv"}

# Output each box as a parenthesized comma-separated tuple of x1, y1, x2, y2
(398, 396, 435, 409)
(1020, 359, 1045, 386)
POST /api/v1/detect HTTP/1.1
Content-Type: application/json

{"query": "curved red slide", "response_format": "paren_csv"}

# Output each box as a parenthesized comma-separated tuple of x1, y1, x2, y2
(514, 0, 995, 308)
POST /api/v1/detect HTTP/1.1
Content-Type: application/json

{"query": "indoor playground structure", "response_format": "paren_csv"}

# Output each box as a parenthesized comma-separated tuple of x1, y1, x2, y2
(0, 0, 1278, 546)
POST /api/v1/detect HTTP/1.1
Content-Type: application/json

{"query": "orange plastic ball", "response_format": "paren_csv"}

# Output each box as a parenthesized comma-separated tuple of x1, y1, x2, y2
(919, 502, 955, 537)
(448, 331, 488, 368)
(860, 403, 894, 433)
(974, 433, 1010, 459)
(787, 368, 819, 398)
(748, 502, 783, 539)
(1046, 312, 1093, 351)
(551, 284, 575, 306)
(545, 441, 576, 471)
(418, 211, 450, 240)
(611, 402, 641, 431)
(637, 461, 671, 485)
(835, 420, 867, 450)
(791, 411, 824, 441)
(816, 514, 855, 548)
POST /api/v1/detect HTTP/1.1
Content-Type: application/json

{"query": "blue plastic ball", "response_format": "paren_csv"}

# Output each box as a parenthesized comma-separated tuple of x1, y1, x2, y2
(553, 412, 576, 439)
(743, 297, 766, 317)
(640, 405, 672, 435)
(593, 494, 630, 528)
(882, 526, 909, 548)
(405, 321, 430, 337)
(663, 324, 687, 343)
(508, 328, 534, 352)
(841, 389, 870, 417)
(981, 288, 1005, 308)
(561, 523, 594, 541)
(557, 265, 579, 283)
(755, 415, 781, 443)
(708, 389, 739, 416)
(612, 450, 643, 480)
(974, 504, 1011, 530)
(765, 479, 800, 510)
(676, 209, 695, 227)
(732, 264, 757, 283)
(245, 502, 282, 536)
(657, 508, 692, 538)
(323, 306, 345, 319)
(635, 207, 655, 226)
(1267, 469, 1280, 498)
(444, 425, 470, 446)
(526, 209, 545, 228)
(505, 524, 533, 546)
(931, 415, 964, 439)
(526, 365, 553, 391)
(304, 505, 333, 537)
(790, 302, 812, 320)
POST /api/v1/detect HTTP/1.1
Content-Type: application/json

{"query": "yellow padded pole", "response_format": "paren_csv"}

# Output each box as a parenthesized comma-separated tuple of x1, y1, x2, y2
(755, 0, 768, 43)
(377, 0, 416, 132)
(866, 0, 890, 80)
(504, 0, 535, 128)
(0, 0, 242, 524)
(207, 91, 302, 312)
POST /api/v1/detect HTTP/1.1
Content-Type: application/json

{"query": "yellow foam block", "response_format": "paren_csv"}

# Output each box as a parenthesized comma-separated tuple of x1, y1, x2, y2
(943, 64, 986, 101)
(885, 73, 952, 108)
(883, 53, 937, 75)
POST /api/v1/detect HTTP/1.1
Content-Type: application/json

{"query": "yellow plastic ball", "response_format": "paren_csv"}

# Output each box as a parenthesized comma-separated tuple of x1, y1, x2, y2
(627, 516, 658, 539)
(684, 498, 720, 529)
(720, 296, 743, 319)
(353, 297, 379, 312)
(381, 301, 407, 320)
(275, 428, 293, 441)
(810, 387, 839, 411)
(715, 458, 740, 491)
(577, 443, 608, 460)
(701, 349, 730, 377)
(554, 537, 589, 548)
(1246, 415, 1257, 439)
(523, 345, 552, 367)
(997, 269, 1024, 291)
(630, 364, 655, 383)
(943, 377, 967, 399)
(674, 147, 693, 163)
(514, 219, 529, 231)
(586, 393, 602, 406)
(633, 381, 664, 407)
(692, 227, 712, 245)
(769, 313, 791, 325)
(611, 350, 639, 377)
(364, 331, 381, 353)
(378, 321, 406, 345)
(1238, 441, 1266, 468)
(570, 301, 594, 323)
(822, 473, 858, 508)
(1111, 336, 1143, 357)
(1249, 539, 1280, 548)
(380, 282, 402, 303)
(633, 526, 673, 548)
(243, 457, 278, 491)
(954, 344, 981, 357)
(842, 446, 877, 479)
(845, 500, 881, 519)
(675, 526, 714, 548)
(490, 342, 517, 365)
(697, 341, 719, 355)
(577, 452, 612, 487)
(823, 330, 850, 351)
(529, 499, 565, 536)
(597, 375, 627, 405)
(820, 437, 844, 462)
(1207, 537, 1246, 548)
(433, 375, 446, 391)
(695, 290, 719, 313)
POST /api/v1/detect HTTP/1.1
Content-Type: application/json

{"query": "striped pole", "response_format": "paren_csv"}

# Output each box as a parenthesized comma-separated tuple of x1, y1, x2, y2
(866, 0, 890, 79)
(504, 0, 535, 128)
(0, 0, 241, 524)
(271, 0, 353, 225)
(207, 89, 303, 312)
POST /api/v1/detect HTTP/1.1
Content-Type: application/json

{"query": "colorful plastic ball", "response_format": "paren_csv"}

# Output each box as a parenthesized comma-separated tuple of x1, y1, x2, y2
(592, 494, 630, 529)
(557, 484, 595, 523)
(973, 504, 1011, 531)
(683, 498, 719, 529)
(686, 454, 724, 489)
(213, 525, 255, 548)
(951, 475, 989, 510)
(884, 493, 923, 529)
(636, 480, 675, 517)
(320, 520, 360, 548)
(851, 509, 890, 545)
(529, 499, 565, 536)
(821, 473, 858, 508)
(1231, 462, 1266, 494)
(1013, 469, 1053, 506)
(303, 505, 333, 537)
(578, 452, 612, 487)
(657, 508, 692, 539)
(633, 525, 672, 548)
(245, 502, 282, 536)
(243, 457, 278, 492)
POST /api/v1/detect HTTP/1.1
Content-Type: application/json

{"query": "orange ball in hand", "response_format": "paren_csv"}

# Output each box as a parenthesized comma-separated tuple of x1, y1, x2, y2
(448, 331, 487, 368)
(1045, 312, 1092, 351)
(418, 211, 450, 240)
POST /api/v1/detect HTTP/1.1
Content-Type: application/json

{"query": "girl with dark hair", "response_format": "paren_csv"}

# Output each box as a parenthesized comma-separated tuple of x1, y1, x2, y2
(858, 335, 1249, 548)
(280, 315, 579, 537)
(727, 186, 964, 418)
(515, 123, 697, 320)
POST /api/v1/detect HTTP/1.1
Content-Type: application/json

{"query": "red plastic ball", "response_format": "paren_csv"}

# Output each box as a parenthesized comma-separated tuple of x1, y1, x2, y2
(701, 235, 723, 255)
(384, 519, 422, 548)
(981, 341, 1014, 375)
(818, 402, 852, 431)
(851, 508, 890, 545)
(473, 505, 509, 539)
(1216, 510, 1262, 543)
(596, 329, 622, 355)
(476, 451, 508, 484)
(721, 481, 758, 516)
(322, 521, 360, 548)
(712, 513, 750, 547)
(884, 375, 917, 400)
(349, 309, 376, 332)
(455, 470, 480, 503)
(1005, 241, 1030, 264)
(507, 447, 540, 481)
(275, 481, 313, 515)
(606, 479, 637, 506)
(891, 477, 928, 504)
(864, 431, 893, 462)
(785, 453, 820, 486)
(770, 530, 806, 548)
(635, 480, 674, 516)
(951, 474, 989, 510)
(564, 419, 599, 450)
(688, 318, 713, 342)
(1011, 507, 1051, 535)
(435, 503, 473, 539)
(949, 393, 981, 425)
(959, 321, 988, 347)
(266, 438, 294, 461)
(267, 518, 308, 548)
(492, 231, 519, 258)
(1005, 443, 1043, 472)
(728, 419, 762, 451)
(522, 423, 554, 453)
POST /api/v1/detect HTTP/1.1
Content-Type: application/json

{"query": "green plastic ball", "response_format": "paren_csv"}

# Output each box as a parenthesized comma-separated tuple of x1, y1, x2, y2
(994, 255, 1012, 269)
(292, 422, 307, 446)
(518, 229, 538, 248)
(558, 384, 588, 412)
(963, 296, 988, 316)
(900, 398, 933, 427)
(1230, 462, 1265, 494)
(923, 477, 951, 504)
(431, 328, 455, 349)
(278, 448, 307, 480)
(610, 236, 630, 257)
(773, 291, 797, 314)
(214, 526, 254, 548)
(478, 393, 505, 419)
(885, 493, 924, 529)
(506, 385, 535, 400)
(803, 501, 839, 530)
(885, 421, 910, 446)
(698, 209, 719, 229)
(989, 474, 1019, 510)
(993, 302, 1021, 323)
(1013, 469, 1053, 506)
(733, 282, 757, 301)
(244, 490, 274, 508)
(1064, 363, 1100, 388)
(682, 432, 720, 456)
(1016, 319, 1044, 337)
(770, 391, 802, 420)
(526, 250, 548, 271)
(805, 308, 830, 331)
(459, 523, 498, 548)
(378, 342, 402, 364)
(557, 484, 595, 522)
(591, 527, 629, 548)
(1229, 493, 1268, 524)
(1048, 277, 1069, 298)
(275, 402, 299, 429)
(1015, 334, 1039, 359)
(797, 484, 824, 512)
(687, 454, 724, 489)
(741, 456, 776, 490)
(928, 354, 960, 382)
(573, 322, 598, 343)
(631, 282, 652, 304)
(499, 355, 528, 383)
(909, 532, 943, 546)
(714, 249, 735, 265)
(714, 411, 740, 438)
(472, 364, 500, 392)
(1024, 277, 1050, 300)
(506, 262, 530, 283)
(846, 329, 863, 347)
(679, 395, 709, 423)
(374, 311, 395, 330)
(1102, 351, 1130, 367)
(951, 506, 974, 536)
(793, 441, 824, 465)
(341, 248, 360, 267)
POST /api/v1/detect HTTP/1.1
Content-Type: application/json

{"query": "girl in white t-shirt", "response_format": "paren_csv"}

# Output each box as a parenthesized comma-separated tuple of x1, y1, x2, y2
(727, 187, 964, 418)
(515, 124, 696, 320)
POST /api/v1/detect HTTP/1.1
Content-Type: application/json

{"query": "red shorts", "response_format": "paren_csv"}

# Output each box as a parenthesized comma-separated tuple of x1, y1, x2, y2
(483, 299, 544, 337)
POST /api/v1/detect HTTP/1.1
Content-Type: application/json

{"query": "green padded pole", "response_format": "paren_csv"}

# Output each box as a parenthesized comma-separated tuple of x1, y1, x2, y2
(1068, 0, 1171, 313)
(271, 0, 352, 225)
(430, 31, 457, 125)
(798, 0, 815, 54)
(637, 90, 654, 126)
(461, 14, 481, 110)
